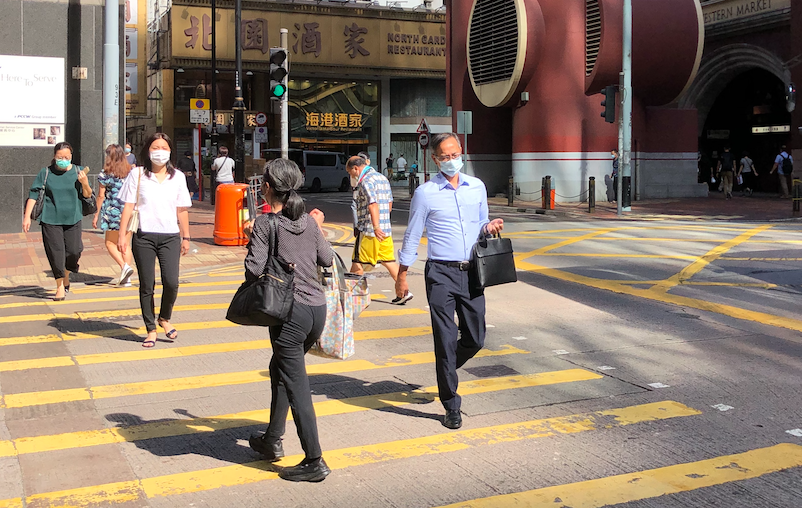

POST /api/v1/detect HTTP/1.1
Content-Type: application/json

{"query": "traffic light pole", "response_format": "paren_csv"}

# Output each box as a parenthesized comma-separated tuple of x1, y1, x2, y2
(233, 0, 246, 183)
(102, 0, 120, 148)
(617, 0, 633, 216)
(280, 28, 289, 159)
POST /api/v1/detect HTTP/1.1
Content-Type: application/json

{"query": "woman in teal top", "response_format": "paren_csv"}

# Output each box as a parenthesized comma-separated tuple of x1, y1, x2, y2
(22, 142, 93, 301)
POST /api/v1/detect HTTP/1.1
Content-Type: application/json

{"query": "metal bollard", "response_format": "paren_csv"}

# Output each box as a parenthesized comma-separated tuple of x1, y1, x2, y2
(588, 176, 595, 213)
(544, 175, 553, 210)
(793, 179, 801, 215)
(508, 175, 514, 207)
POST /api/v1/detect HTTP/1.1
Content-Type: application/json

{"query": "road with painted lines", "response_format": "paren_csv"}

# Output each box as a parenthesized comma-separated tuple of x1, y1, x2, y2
(0, 195, 801, 507)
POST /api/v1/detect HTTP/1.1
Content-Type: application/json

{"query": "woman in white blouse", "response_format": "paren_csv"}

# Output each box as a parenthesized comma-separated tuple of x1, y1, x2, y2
(117, 133, 192, 348)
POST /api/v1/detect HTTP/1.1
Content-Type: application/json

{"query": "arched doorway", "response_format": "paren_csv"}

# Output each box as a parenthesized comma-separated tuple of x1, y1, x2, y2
(700, 68, 791, 192)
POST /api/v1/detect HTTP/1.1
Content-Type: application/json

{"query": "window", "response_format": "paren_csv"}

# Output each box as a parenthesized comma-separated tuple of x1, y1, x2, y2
(390, 79, 451, 117)
(306, 153, 337, 166)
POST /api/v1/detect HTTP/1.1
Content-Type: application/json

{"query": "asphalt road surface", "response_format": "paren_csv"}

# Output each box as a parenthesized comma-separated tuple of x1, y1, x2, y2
(0, 191, 801, 507)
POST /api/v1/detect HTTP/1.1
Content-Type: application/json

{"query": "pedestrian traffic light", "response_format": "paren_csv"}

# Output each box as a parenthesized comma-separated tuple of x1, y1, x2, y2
(600, 85, 616, 123)
(269, 48, 288, 100)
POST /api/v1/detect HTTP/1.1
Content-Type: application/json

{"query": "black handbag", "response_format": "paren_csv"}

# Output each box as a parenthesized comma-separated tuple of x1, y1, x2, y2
(30, 168, 49, 220)
(471, 233, 517, 289)
(76, 167, 98, 216)
(226, 214, 295, 326)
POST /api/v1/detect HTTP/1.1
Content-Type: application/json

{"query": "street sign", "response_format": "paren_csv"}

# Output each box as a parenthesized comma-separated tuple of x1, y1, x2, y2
(456, 111, 473, 135)
(189, 109, 210, 124)
(416, 118, 430, 133)
(255, 112, 268, 126)
(418, 132, 429, 148)
(254, 126, 268, 143)
(190, 98, 210, 110)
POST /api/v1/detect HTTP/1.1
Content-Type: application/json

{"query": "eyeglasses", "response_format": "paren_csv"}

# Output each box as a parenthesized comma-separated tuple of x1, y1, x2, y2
(434, 153, 462, 162)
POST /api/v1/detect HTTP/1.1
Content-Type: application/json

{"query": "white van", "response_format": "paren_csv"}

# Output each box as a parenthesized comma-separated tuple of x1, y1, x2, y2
(262, 149, 349, 192)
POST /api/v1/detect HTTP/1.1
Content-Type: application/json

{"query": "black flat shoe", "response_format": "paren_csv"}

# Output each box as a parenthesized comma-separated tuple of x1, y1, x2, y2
(443, 409, 462, 430)
(249, 434, 284, 462)
(64, 285, 70, 293)
(279, 457, 331, 482)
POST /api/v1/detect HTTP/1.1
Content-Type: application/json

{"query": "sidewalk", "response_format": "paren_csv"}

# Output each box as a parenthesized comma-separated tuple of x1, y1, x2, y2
(0, 200, 246, 290)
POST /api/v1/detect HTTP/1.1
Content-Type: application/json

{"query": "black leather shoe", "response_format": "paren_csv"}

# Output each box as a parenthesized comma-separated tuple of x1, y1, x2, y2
(443, 410, 462, 429)
(248, 434, 284, 462)
(279, 457, 331, 483)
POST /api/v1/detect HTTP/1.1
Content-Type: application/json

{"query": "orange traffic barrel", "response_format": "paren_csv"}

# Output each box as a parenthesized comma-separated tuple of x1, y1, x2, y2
(213, 183, 250, 246)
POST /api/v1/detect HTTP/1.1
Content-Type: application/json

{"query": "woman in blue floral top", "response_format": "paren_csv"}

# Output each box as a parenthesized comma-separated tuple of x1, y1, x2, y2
(93, 144, 135, 286)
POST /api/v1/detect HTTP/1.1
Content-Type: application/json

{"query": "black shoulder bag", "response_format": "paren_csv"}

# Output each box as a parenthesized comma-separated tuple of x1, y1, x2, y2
(30, 168, 49, 220)
(226, 214, 295, 326)
(471, 232, 517, 290)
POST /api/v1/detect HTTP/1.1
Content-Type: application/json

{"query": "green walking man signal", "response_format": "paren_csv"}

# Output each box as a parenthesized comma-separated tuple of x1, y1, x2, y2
(600, 85, 616, 123)
(269, 47, 288, 100)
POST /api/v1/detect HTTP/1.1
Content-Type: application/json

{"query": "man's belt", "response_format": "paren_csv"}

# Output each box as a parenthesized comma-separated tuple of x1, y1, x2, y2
(429, 259, 471, 271)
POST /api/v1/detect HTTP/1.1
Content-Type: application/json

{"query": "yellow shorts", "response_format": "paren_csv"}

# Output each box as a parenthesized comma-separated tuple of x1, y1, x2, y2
(353, 232, 396, 266)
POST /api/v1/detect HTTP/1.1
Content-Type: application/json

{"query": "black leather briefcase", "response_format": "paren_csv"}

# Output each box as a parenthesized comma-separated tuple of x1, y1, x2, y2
(471, 234, 517, 289)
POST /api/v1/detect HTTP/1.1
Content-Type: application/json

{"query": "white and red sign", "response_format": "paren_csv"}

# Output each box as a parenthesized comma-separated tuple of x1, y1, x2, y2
(255, 112, 268, 126)
(418, 132, 430, 148)
(416, 118, 430, 133)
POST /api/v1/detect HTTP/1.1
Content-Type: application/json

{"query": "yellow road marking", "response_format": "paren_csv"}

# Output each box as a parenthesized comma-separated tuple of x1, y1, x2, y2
(650, 224, 772, 292)
(0, 499, 22, 508)
(0, 345, 527, 409)
(0, 303, 423, 324)
(0, 326, 433, 373)
(515, 258, 802, 334)
(0, 289, 238, 310)
(437, 443, 802, 508)
(537, 253, 698, 259)
(68, 279, 243, 295)
(528, 229, 618, 255)
(3, 401, 698, 506)
(1, 368, 601, 457)
(720, 257, 802, 261)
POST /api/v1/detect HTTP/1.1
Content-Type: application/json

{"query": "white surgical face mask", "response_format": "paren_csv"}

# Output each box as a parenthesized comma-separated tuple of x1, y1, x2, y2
(149, 150, 171, 165)
(439, 157, 463, 177)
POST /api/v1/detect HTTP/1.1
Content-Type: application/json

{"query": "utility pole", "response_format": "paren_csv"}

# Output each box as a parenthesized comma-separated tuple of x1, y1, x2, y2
(617, 0, 633, 216)
(103, 0, 120, 148)
(210, 0, 218, 204)
(280, 29, 289, 159)
(233, 0, 246, 182)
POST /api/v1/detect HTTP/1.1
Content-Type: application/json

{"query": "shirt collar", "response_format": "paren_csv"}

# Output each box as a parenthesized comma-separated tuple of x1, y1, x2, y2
(435, 171, 469, 190)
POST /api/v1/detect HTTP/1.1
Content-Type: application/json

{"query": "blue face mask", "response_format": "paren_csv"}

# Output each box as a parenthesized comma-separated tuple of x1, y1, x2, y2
(439, 158, 463, 177)
(55, 159, 71, 170)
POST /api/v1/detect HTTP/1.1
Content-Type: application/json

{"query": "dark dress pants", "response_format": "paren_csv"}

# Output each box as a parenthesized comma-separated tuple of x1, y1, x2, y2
(41, 221, 83, 279)
(425, 261, 486, 412)
(266, 302, 327, 460)
(131, 232, 180, 332)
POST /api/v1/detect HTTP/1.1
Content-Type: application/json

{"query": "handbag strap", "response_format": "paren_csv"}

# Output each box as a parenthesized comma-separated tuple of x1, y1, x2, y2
(133, 167, 142, 210)
(43, 167, 49, 188)
(257, 214, 279, 276)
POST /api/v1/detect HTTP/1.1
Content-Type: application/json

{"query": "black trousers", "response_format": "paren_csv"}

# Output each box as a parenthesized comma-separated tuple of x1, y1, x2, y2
(41, 221, 83, 279)
(425, 261, 486, 412)
(132, 232, 180, 332)
(266, 302, 327, 459)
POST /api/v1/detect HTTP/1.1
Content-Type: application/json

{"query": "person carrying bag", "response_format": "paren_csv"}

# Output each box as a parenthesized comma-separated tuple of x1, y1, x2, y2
(238, 158, 335, 483)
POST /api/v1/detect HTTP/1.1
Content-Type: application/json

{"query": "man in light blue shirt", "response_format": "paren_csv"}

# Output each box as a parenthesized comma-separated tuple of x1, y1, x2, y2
(770, 145, 794, 198)
(396, 132, 504, 430)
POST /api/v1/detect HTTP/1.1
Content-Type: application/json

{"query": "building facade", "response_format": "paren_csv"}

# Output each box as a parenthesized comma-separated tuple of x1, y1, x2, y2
(127, 0, 451, 181)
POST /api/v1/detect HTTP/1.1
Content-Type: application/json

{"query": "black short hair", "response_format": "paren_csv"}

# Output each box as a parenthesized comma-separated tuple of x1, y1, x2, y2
(184, 150, 192, 157)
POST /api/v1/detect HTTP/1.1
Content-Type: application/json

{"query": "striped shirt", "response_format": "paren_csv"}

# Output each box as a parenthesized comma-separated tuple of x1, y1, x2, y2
(244, 213, 334, 307)
(356, 169, 393, 237)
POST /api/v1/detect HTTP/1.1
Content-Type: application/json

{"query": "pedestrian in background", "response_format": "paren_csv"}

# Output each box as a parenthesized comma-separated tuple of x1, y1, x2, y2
(350, 151, 373, 274)
(212, 146, 235, 185)
(718, 146, 736, 199)
(609, 148, 619, 202)
(93, 144, 134, 287)
(396, 132, 503, 430)
(117, 133, 192, 348)
(770, 145, 794, 198)
(385, 153, 394, 178)
(176, 151, 200, 199)
(125, 142, 137, 168)
(396, 153, 407, 176)
(739, 151, 758, 197)
(22, 142, 93, 301)
(346, 155, 413, 304)
(245, 158, 334, 483)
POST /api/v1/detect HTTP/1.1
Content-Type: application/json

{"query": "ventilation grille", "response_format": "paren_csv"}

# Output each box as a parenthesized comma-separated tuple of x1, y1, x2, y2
(469, 0, 519, 86)
(586, 0, 601, 76)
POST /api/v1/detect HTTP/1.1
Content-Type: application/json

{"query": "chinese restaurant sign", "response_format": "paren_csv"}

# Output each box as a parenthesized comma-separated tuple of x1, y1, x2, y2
(305, 112, 364, 132)
(172, 7, 446, 71)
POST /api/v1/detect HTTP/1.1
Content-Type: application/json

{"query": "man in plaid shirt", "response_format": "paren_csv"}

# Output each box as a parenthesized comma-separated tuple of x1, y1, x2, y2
(346, 155, 413, 304)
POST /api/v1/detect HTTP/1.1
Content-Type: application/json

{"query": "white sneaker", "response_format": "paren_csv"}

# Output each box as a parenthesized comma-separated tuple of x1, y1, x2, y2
(119, 264, 134, 286)
(391, 291, 414, 305)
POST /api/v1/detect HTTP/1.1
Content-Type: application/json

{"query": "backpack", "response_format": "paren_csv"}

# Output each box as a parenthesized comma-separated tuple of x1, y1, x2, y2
(782, 153, 793, 174)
